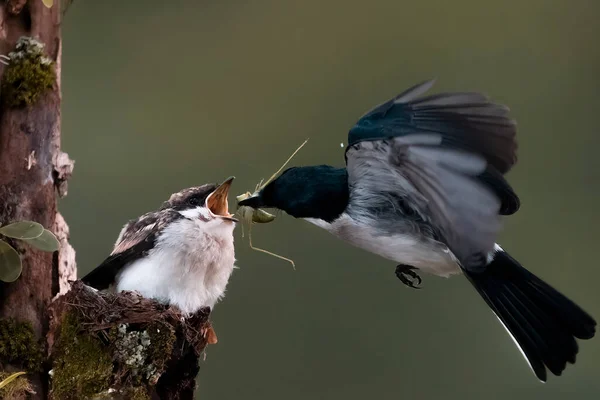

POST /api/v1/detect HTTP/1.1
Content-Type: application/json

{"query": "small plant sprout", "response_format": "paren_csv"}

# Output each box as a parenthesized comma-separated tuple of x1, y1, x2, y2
(0, 220, 60, 282)
(0, 372, 27, 390)
(236, 139, 309, 269)
(0, 371, 34, 398)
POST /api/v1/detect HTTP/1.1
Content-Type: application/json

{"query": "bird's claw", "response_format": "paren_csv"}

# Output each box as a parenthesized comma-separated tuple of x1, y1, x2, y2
(395, 265, 422, 289)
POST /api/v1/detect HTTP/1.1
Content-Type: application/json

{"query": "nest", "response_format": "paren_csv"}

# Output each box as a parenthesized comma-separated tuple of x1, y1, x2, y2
(47, 281, 215, 400)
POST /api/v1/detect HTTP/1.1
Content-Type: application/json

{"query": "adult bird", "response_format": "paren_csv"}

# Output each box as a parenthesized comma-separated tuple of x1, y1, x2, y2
(82, 177, 238, 315)
(238, 80, 596, 381)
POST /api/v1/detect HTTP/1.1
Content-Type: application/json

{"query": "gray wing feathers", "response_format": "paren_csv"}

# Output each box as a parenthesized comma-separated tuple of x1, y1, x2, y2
(393, 79, 437, 104)
(352, 79, 517, 174)
(347, 137, 502, 268)
(400, 145, 502, 261)
(405, 91, 517, 174)
(359, 80, 438, 119)
(346, 80, 519, 267)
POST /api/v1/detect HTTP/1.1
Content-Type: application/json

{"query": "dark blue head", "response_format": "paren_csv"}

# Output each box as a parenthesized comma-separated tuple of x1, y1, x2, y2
(238, 165, 349, 222)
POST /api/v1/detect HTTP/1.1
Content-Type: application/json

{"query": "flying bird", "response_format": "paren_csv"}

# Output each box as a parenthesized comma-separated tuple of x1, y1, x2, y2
(82, 177, 238, 315)
(238, 80, 596, 381)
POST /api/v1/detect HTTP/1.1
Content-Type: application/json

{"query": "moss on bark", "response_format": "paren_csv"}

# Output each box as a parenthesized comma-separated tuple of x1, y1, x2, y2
(0, 318, 44, 371)
(48, 282, 212, 399)
(50, 312, 113, 399)
(1, 36, 56, 108)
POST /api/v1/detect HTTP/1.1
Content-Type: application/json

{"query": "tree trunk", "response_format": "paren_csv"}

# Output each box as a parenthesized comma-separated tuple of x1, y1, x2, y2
(0, 1, 75, 399)
(0, 3, 209, 399)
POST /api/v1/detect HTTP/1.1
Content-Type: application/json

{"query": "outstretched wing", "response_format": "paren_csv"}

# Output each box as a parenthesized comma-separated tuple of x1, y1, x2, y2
(345, 80, 519, 267)
(81, 210, 181, 289)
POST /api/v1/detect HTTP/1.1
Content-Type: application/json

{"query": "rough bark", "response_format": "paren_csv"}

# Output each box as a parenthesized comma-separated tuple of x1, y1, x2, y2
(0, 3, 210, 399)
(0, 1, 75, 399)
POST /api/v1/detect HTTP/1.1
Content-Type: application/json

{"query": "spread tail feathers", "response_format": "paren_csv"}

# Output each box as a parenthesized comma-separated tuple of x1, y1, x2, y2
(464, 249, 596, 381)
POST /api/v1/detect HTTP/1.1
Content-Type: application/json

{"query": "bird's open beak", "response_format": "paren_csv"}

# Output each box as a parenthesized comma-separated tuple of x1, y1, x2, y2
(206, 177, 238, 222)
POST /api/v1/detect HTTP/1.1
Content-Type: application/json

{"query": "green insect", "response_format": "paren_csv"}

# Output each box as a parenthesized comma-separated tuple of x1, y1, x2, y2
(234, 139, 309, 268)
(236, 193, 276, 224)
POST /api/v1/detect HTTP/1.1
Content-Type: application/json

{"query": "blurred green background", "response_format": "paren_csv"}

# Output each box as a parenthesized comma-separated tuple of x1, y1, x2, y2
(62, 1, 599, 399)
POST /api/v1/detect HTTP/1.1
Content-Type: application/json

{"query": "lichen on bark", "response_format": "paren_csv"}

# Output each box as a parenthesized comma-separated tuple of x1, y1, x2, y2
(1, 36, 56, 108)
(48, 282, 212, 399)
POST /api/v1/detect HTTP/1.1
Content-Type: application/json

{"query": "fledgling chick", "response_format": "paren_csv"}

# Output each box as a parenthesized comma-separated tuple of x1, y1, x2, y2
(239, 80, 596, 381)
(82, 177, 238, 314)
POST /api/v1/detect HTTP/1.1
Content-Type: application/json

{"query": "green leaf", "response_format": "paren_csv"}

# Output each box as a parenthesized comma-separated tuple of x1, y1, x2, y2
(42, 0, 54, 8)
(0, 240, 22, 282)
(0, 221, 44, 240)
(23, 229, 60, 252)
(0, 371, 27, 389)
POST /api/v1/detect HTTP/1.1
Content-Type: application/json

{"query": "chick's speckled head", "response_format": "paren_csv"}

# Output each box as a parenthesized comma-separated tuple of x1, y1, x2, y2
(163, 184, 217, 211)
(162, 177, 237, 222)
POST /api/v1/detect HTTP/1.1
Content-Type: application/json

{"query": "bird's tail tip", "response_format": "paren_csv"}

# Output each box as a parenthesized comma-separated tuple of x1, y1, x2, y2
(464, 248, 596, 382)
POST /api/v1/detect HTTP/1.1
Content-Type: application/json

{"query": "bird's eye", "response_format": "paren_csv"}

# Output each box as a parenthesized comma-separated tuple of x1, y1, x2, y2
(188, 197, 200, 206)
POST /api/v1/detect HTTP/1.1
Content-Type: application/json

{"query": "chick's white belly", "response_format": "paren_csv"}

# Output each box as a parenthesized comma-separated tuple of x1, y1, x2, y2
(305, 214, 461, 277)
(116, 219, 236, 314)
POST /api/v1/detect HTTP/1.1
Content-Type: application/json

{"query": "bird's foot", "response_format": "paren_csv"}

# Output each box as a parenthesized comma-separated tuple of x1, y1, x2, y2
(395, 265, 422, 289)
(201, 324, 218, 345)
